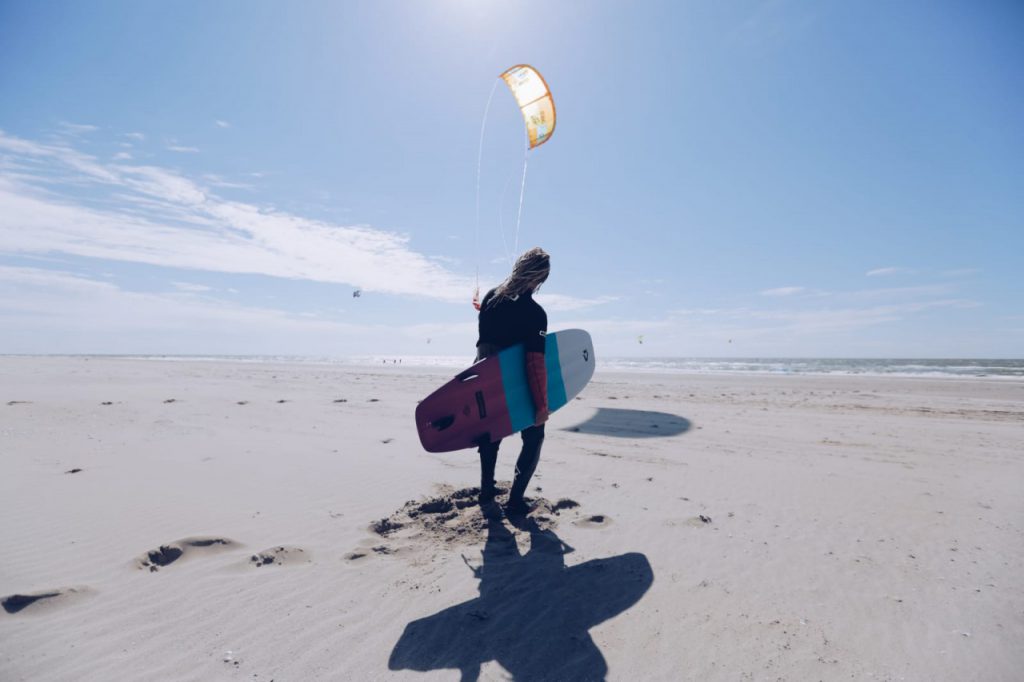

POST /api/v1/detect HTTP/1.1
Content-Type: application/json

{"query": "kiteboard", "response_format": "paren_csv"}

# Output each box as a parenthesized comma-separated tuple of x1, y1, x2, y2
(415, 329, 595, 453)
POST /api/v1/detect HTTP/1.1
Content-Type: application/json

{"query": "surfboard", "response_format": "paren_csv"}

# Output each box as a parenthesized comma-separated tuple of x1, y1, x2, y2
(415, 329, 595, 453)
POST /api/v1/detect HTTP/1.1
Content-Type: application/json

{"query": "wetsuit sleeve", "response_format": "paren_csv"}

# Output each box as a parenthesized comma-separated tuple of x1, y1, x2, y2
(524, 302, 548, 422)
(523, 306, 547, 354)
(525, 351, 548, 421)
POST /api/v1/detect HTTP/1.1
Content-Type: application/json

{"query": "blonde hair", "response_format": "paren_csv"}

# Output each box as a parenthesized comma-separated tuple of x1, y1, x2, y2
(491, 247, 550, 304)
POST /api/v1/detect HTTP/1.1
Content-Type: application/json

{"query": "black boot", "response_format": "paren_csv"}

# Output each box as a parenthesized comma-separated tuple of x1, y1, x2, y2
(478, 439, 500, 506)
(479, 482, 498, 506)
(505, 425, 544, 516)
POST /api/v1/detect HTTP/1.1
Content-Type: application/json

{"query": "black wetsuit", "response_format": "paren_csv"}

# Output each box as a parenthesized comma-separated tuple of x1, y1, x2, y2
(475, 289, 547, 504)
(476, 289, 548, 358)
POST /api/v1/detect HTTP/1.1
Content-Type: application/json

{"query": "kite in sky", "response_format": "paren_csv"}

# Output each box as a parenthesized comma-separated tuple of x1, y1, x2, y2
(473, 64, 557, 310)
(500, 64, 556, 149)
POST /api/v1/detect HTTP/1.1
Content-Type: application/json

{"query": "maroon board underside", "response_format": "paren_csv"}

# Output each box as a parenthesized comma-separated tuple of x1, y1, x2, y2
(415, 356, 515, 453)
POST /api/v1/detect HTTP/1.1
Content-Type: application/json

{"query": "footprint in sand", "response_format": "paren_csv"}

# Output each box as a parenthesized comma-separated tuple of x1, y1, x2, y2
(351, 501, 467, 563)
(248, 545, 310, 568)
(2, 587, 94, 615)
(574, 514, 612, 529)
(665, 516, 714, 528)
(357, 485, 568, 563)
(136, 537, 237, 572)
(345, 542, 398, 564)
(370, 518, 405, 536)
(551, 499, 580, 514)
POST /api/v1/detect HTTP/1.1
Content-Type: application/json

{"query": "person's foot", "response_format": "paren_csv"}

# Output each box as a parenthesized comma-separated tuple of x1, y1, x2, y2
(478, 484, 504, 506)
(503, 497, 533, 518)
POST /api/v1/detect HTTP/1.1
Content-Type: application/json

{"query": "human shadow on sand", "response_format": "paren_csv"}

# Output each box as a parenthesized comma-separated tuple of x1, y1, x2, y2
(563, 407, 691, 438)
(389, 516, 653, 681)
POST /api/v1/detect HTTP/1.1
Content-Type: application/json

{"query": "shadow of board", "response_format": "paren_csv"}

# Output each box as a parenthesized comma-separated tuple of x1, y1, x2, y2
(563, 407, 691, 438)
(389, 517, 653, 682)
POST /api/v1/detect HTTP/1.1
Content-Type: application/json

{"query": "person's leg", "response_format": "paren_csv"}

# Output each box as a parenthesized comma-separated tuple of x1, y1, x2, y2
(478, 438, 501, 504)
(507, 424, 545, 510)
(475, 346, 502, 506)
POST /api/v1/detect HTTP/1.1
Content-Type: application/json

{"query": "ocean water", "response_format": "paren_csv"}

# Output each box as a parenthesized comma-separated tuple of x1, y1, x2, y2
(38, 355, 1024, 379)
(339, 356, 1024, 378)
(597, 357, 1024, 379)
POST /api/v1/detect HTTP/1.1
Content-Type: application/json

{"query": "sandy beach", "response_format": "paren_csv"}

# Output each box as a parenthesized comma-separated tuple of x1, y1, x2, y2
(1, 356, 1022, 681)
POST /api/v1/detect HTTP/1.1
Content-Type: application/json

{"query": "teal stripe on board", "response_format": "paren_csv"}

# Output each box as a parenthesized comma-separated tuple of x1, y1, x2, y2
(545, 334, 568, 411)
(498, 344, 534, 433)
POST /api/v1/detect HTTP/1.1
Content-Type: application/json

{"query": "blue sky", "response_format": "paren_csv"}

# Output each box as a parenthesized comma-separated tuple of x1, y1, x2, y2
(1, 0, 1021, 357)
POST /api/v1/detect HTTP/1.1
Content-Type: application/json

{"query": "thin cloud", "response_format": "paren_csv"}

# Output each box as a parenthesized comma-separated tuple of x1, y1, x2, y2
(866, 266, 913, 277)
(215, 120, 231, 129)
(167, 144, 200, 153)
(125, 132, 146, 141)
(535, 293, 619, 312)
(0, 129, 472, 302)
(0, 265, 378, 352)
(557, 316, 676, 335)
(399, 320, 477, 340)
(201, 173, 252, 190)
(759, 286, 804, 297)
(668, 296, 979, 335)
(940, 268, 980, 277)
(113, 152, 133, 161)
(741, 299, 979, 334)
(842, 284, 953, 301)
(57, 122, 99, 136)
(576, 296, 982, 355)
(428, 254, 462, 266)
(170, 281, 212, 293)
(0, 131, 122, 184)
(0, 265, 484, 355)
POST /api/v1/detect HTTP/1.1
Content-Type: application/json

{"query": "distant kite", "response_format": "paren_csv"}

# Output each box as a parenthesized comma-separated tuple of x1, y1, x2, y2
(353, 289, 361, 298)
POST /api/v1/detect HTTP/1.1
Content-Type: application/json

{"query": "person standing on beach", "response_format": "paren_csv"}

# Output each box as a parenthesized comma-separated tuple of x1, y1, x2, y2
(475, 247, 550, 517)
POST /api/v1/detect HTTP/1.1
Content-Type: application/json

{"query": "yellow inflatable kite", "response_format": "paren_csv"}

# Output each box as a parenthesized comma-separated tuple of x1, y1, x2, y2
(500, 65, 556, 149)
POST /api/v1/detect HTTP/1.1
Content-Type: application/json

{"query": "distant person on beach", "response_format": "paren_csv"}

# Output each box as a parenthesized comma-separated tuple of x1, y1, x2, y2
(475, 247, 550, 517)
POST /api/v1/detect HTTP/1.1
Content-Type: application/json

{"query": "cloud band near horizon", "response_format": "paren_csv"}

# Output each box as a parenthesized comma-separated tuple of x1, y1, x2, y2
(0, 129, 481, 303)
